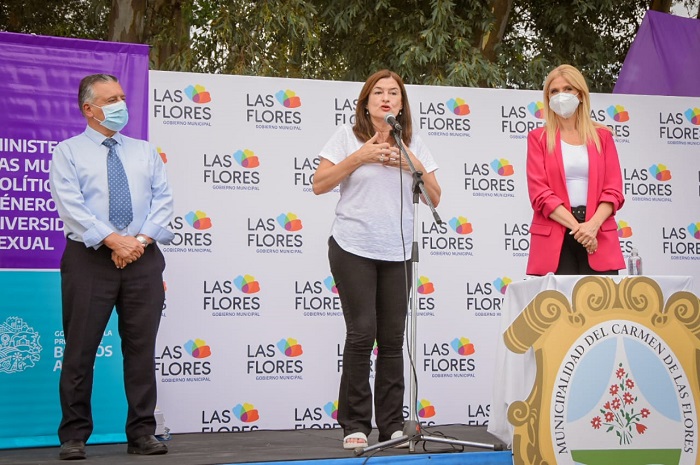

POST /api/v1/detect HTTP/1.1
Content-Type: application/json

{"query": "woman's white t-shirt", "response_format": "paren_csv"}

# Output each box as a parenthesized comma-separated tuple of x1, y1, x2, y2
(319, 125, 438, 261)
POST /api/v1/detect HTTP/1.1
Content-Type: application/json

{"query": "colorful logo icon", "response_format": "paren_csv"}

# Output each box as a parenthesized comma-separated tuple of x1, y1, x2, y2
(233, 149, 260, 169)
(527, 101, 545, 119)
(450, 337, 475, 356)
(416, 276, 435, 295)
(323, 276, 338, 294)
(185, 210, 212, 230)
(490, 158, 514, 176)
(277, 213, 303, 231)
(184, 84, 212, 104)
(448, 216, 473, 235)
(184, 338, 212, 359)
(492, 277, 512, 295)
(446, 98, 470, 116)
(606, 105, 630, 123)
(156, 146, 168, 163)
(648, 164, 672, 182)
(417, 399, 436, 418)
(685, 107, 700, 125)
(323, 401, 338, 420)
(232, 403, 259, 423)
(0, 316, 42, 374)
(617, 220, 633, 239)
(688, 222, 700, 240)
(277, 338, 303, 357)
(372, 340, 378, 357)
(275, 89, 301, 108)
(233, 275, 260, 294)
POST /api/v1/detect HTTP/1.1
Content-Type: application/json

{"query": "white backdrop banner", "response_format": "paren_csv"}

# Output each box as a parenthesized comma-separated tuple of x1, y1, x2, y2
(149, 70, 700, 434)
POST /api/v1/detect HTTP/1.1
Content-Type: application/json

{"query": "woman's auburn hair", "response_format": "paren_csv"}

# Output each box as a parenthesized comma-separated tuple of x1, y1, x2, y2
(353, 69, 413, 146)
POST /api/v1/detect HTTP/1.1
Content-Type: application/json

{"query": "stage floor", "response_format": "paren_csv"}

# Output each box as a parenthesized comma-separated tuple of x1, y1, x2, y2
(0, 424, 511, 465)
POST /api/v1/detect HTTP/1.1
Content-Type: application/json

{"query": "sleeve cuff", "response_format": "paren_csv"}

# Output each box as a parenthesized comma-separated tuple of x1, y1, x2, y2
(140, 220, 175, 245)
(83, 222, 116, 248)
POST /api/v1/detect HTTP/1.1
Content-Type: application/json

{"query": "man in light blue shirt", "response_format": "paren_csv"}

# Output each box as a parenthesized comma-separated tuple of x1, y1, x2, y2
(50, 74, 173, 460)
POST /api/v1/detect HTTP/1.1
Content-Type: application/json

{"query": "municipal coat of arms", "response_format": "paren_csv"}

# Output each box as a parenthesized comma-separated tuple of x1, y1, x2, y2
(504, 276, 700, 465)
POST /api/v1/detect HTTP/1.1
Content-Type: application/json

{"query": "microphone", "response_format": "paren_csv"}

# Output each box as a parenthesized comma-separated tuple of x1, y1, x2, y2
(384, 113, 402, 131)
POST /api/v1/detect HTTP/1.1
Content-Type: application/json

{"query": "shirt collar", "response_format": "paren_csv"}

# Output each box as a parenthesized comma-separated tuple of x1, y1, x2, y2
(84, 125, 124, 147)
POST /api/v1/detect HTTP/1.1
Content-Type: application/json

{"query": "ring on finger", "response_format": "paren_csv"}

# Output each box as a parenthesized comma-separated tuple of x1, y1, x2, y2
(379, 155, 385, 162)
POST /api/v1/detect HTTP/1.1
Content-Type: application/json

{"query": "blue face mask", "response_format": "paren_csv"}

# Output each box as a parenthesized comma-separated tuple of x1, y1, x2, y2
(91, 100, 129, 132)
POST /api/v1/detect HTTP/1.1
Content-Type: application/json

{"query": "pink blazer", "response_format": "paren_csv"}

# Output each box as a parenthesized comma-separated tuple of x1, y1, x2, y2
(526, 126, 625, 275)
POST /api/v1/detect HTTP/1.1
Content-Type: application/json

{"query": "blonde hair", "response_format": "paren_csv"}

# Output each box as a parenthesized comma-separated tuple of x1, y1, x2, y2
(542, 64, 609, 153)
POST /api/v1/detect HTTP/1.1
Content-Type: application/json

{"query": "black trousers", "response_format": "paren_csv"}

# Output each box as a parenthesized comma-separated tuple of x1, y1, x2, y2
(58, 239, 166, 443)
(328, 236, 411, 441)
(556, 228, 619, 275)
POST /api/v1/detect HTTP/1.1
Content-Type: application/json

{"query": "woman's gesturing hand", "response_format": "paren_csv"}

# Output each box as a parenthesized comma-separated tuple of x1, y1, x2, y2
(359, 132, 400, 165)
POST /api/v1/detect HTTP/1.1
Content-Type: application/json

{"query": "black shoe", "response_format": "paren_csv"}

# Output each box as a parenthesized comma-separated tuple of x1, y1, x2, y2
(127, 435, 168, 455)
(59, 440, 86, 460)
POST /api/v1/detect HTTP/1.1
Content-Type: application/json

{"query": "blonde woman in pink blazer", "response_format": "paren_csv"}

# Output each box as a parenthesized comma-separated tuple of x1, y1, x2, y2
(526, 64, 625, 276)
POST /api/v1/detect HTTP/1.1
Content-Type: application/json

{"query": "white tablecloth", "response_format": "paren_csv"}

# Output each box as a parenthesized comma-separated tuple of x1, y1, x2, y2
(487, 274, 696, 447)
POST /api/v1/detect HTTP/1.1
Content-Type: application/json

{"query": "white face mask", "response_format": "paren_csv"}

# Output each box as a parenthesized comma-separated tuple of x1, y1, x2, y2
(549, 93, 580, 119)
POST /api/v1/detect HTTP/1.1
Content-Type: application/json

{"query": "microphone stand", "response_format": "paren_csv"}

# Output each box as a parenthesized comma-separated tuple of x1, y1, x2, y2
(354, 128, 501, 456)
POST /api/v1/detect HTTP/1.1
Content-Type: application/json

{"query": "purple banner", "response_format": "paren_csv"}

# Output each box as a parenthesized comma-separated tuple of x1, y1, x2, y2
(0, 32, 149, 269)
(614, 11, 700, 97)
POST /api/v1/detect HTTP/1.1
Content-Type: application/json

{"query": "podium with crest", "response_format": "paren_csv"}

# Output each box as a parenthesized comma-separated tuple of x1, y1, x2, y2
(489, 275, 700, 465)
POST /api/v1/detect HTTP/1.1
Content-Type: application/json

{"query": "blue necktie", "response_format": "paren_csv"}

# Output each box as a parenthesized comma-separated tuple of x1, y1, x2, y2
(103, 138, 133, 230)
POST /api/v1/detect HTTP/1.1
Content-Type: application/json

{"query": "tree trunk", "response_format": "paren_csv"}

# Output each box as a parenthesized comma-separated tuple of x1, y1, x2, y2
(108, 0, 147, 43)
(150, 0, 188, 70)
(649, 0, 672, 13)
(480, 0, 514, 63)
(105, 0, 188, 69)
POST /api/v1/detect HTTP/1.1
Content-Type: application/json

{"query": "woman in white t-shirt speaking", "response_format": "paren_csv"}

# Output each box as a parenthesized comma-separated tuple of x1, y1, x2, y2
(526, 64, 625, 276)
(313, 69, 441, 450)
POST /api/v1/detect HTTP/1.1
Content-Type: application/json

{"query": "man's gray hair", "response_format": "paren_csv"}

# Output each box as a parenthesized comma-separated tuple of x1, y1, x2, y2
(78, 74, 119, 114)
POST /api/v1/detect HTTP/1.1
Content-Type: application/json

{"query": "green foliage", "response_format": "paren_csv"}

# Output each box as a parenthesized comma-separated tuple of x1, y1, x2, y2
(164, 0, 343, 79)
(316, 0, 505, 87)
(1, 0, 698, 92)
(0, 0, 108, 40)
(499, 0, 651, 92)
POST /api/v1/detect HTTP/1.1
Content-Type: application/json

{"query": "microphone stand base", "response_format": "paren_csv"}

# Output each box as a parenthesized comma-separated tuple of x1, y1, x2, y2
(353, 423, 503, 456)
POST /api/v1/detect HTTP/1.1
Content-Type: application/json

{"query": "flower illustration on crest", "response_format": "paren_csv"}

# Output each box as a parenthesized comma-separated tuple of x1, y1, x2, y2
(590, 362, 650, 445)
